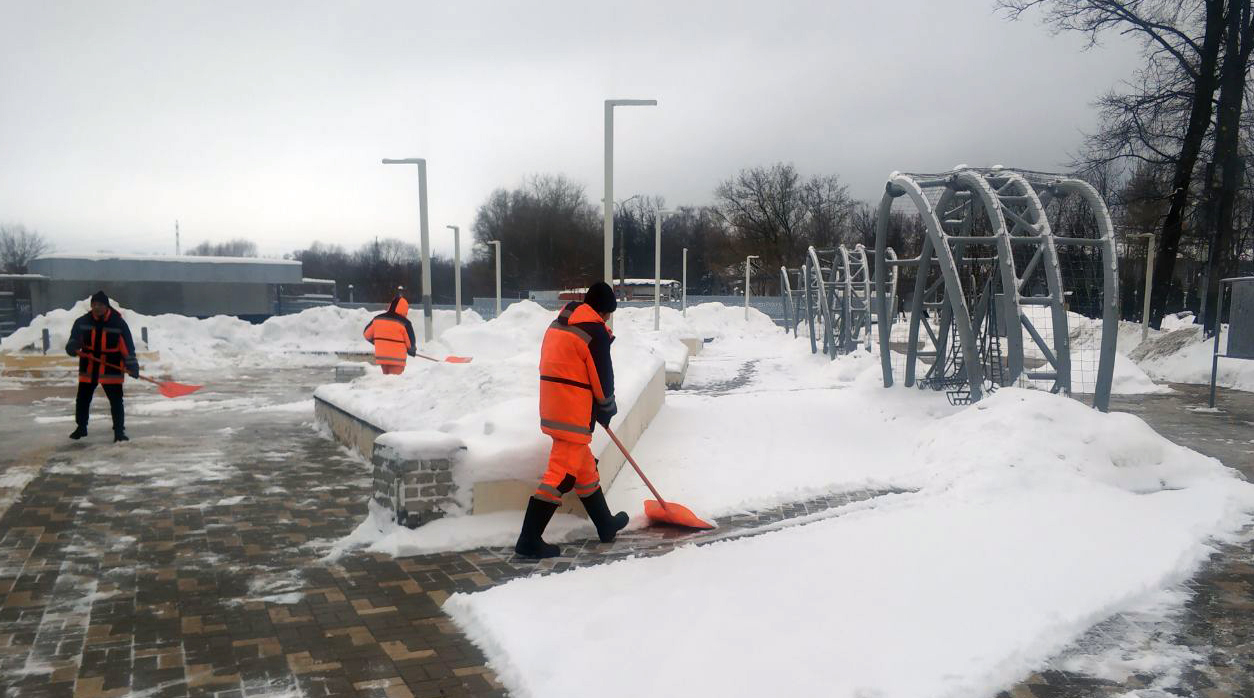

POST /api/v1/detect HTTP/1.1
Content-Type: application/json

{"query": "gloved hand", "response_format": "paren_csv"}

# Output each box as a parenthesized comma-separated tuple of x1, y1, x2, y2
(408, 348, 417, 357)
(124, 356, 140, 378)
(595, 398, 618, 428)
(66, 339, 81, 358)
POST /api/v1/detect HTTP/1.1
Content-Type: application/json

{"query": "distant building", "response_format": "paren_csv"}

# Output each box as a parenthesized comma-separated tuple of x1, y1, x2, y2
(26, 253, 304, 320)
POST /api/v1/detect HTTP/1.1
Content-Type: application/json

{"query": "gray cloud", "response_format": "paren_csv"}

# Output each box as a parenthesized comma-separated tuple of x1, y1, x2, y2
(0, 0, 1143, 259)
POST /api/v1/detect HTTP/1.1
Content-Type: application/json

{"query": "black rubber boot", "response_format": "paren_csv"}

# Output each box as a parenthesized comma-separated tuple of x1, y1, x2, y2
(514, 498, 561, 559)
(69, 426, 87, 440)
(580, 488, 629, 543)
(113, 430, 129, 443)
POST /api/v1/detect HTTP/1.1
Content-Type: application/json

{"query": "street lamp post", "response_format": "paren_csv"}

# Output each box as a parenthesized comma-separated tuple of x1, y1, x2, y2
(745, 255, 759, 320)
(382, 157, 434, 342)
(654, 209, 678, 331)
(603, 99, 657, 287)
(682, 247, 688, 316)
(447, 225, 461, 325)
(489, 240, 502, 317)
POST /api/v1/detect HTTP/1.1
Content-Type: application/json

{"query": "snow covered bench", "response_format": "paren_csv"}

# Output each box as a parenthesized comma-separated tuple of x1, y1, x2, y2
(313, 301, 671, 527)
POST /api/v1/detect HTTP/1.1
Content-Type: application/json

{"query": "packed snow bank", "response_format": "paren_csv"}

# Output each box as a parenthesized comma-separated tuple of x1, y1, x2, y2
(314, 300, 666, 512)
(448, 388, 1254, 698)
(0, 299, 481, 370)
(1131, 323, 1254, 392)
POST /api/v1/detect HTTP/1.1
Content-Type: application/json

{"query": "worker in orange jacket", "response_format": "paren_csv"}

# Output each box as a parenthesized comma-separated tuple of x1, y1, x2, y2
(515, 281, 629, 558)
(363, 296, 417, 374)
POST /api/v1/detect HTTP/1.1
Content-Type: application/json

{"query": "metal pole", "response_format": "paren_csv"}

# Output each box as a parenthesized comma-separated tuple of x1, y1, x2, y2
(682, 247, 688, 316)
(348, 284, 354, 303)
(745, 255, 758, 320)
(491, 240, 502, 316)
(654, 214, 662, 331)
(382, 157, 434, 341)
(448, 225, 461, 325)
(1142, 233, 1155, 343)
(1209, 279, 1225, 408)
(603, 103, 614, 286)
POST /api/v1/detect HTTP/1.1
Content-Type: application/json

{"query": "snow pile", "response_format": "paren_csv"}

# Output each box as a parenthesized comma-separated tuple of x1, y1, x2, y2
(0, 298, 481, 370)
(447, 388, 1254, 698)
(1131, 323, 1254, 392)
(314, 300, 666, 512)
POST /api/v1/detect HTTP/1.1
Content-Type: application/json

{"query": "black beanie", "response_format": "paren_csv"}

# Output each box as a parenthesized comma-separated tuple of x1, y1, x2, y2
(584, 281, 617, 314)
(90, 290, 110, 306)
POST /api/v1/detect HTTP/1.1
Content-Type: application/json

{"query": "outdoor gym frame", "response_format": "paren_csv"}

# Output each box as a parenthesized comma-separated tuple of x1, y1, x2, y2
(871, 167, 1120, 411)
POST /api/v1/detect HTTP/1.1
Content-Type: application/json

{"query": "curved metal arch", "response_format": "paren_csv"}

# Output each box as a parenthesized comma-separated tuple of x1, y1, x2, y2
(993, 171, 1070, 394)
(1041, 178, 1120, 412)
(830, 245, 854, 352)
(806, 246, 835, 357)
(780, 266, 793, 333)
(849, 244, 873, 351)
(874, 174, 985, 400)
(934, 169, 1024, 385)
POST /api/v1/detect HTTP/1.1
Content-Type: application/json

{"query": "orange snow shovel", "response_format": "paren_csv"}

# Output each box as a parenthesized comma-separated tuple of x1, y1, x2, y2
(80, 353, 203, 398)
(414, 352, 472, 364)
(603, 425, 715, 530)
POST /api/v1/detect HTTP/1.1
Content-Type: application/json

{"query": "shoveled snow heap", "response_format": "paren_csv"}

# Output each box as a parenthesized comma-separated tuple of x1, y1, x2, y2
(314, 300, 671, 512)
(446, 386, 1254, 698)
(0, 298, 481, 370)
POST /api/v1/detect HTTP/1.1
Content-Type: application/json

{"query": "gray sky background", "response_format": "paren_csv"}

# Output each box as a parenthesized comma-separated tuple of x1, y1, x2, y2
(0, 0, 1144, 261)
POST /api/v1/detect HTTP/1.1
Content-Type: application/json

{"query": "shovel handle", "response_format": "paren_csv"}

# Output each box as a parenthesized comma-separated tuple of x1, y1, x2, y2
(603, 425, 670, 510)
(78, 352, 159, 386)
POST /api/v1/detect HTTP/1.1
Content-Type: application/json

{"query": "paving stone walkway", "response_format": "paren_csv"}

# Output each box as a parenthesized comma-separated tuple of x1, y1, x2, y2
(2, 364, 1253, 698)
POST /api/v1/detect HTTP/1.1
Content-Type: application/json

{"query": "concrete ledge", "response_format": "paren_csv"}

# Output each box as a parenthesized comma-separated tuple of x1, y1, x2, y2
(470, 363, 667, 517)
(314, 396, 386, 461)
(680, 336, 703, 356)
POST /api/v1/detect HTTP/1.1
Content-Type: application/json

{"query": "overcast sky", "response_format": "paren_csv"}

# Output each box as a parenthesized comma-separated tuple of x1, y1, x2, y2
(0, 1, 1144, 260)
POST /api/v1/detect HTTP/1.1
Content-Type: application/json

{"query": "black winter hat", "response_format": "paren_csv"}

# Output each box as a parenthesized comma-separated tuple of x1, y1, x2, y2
(584, 281, 617, 314)
(90, 290, 110, 306)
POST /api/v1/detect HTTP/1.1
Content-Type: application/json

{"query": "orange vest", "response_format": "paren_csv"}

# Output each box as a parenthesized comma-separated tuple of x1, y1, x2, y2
(539, 303, 611, 444)
(364, 298, 413, 366)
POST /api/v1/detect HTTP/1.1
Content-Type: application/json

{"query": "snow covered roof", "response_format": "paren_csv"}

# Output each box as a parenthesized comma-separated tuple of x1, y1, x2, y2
(301, 277, 336, 285)
(30, 253, 303, 284)
(616, 279, 680, 286)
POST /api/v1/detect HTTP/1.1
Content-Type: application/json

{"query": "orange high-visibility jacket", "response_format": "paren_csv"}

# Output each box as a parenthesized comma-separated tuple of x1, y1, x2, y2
(363, 297, 416, 367)
(539, 302, 615, 444)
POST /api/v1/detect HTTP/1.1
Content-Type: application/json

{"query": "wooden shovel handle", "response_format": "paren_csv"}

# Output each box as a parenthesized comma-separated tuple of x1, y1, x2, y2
(78, 352, 158, 386)
(603, 425, 670, 510)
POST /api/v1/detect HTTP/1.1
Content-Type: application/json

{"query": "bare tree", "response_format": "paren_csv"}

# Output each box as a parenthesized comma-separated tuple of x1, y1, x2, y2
(0, 224, 52, 273)
(1001, 0, 1226, 327)
(186, 238, 258, 257)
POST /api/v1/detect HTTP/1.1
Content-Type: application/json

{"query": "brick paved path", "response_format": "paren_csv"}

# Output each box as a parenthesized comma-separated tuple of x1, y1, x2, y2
(2, 364, 1252, 698)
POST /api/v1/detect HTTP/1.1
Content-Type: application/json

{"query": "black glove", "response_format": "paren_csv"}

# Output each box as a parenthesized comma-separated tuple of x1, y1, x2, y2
(408, 348, 417, 357)
(595, 398, 618, 428)
(66, 339, 81, 358)
(124, 356, 140, 378)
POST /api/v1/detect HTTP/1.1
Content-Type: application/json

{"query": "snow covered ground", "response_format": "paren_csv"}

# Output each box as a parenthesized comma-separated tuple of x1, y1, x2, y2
(0, 298, 482, 372)
(430, 307, 1254, 698)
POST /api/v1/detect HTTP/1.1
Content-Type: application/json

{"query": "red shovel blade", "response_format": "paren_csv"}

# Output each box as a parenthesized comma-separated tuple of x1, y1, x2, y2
(156, 380, 203, 398)
(644, 499, 716, 530)
(443, 355, 472, 363)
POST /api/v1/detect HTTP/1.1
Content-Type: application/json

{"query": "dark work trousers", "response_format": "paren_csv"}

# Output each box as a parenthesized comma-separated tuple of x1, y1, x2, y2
(76, 382, 125, 432)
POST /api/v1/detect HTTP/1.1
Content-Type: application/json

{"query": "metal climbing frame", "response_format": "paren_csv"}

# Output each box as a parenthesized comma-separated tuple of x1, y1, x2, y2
(795, 244, 881, 358)
(872, 167, 1119, 410)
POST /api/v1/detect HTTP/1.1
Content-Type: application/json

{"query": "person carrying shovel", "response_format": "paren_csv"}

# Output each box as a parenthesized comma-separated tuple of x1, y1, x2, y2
(66, 291, 139, 442)
(363, 295, 417, 375)
(515, 281, 629, 559)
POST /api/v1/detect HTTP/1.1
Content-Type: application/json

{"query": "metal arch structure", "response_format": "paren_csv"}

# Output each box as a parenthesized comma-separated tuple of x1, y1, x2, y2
(1038, 176, 1120, 411)
(872, 166, 1120, 411)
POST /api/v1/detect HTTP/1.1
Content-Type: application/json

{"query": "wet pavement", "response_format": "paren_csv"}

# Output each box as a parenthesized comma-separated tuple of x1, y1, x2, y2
(0, 362, 1252, 697)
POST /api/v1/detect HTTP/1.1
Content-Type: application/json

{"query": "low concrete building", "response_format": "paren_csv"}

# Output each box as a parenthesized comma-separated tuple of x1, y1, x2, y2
(27, 254, 303, 319)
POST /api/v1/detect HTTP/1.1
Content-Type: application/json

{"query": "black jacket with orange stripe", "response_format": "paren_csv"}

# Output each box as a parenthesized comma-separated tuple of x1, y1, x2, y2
(65, 307, 137, 385)
(538, 301, 615, 443)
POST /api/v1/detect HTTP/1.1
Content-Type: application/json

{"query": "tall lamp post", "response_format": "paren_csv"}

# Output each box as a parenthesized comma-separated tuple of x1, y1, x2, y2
(745, 255, 759, 320)
(603, 99, 657, 287)
(654, 209, 678, 330)
(446, 225, 461, 325)
(489, 240, 502, 317)
(682, 247, 688, 316)
(382, 157, 434, 342)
